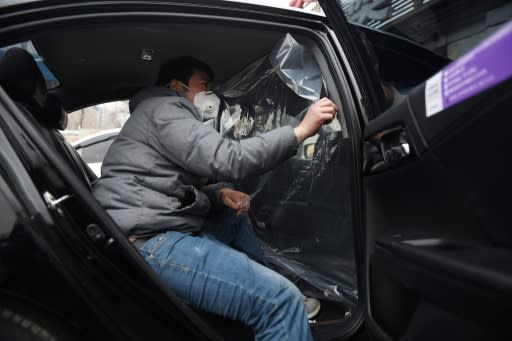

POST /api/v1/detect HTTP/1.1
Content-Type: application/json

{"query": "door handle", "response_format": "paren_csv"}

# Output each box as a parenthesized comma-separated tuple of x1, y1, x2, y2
(364, 127, 412, 174)
(381, 128, 410, 164)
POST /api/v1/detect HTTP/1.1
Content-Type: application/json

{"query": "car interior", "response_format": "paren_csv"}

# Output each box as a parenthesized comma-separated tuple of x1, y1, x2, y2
(0, 13, 364, 340)
(0, 4, 468, 340)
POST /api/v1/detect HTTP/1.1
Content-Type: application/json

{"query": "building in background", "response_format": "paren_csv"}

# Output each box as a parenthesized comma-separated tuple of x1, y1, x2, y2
(340, 0, 512, 59)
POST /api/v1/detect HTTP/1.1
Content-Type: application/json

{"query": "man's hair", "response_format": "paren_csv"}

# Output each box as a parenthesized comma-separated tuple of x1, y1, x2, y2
(156, 56, 214, 86)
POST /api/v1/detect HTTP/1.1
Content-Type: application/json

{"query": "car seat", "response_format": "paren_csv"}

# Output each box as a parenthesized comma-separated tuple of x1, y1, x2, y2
(0, 47, 96, 190)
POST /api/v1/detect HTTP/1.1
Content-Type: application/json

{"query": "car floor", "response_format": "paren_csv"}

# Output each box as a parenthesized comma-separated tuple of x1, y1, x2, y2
(264, 261, 353, 341)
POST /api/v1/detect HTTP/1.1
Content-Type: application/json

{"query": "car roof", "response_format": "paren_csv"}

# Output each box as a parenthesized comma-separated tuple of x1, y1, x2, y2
(37, 22, 285, 111)
(0, 1, 325, 112)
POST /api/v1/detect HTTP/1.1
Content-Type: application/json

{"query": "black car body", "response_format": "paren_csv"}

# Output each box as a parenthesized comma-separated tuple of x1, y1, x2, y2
(0, 1, 511, 340)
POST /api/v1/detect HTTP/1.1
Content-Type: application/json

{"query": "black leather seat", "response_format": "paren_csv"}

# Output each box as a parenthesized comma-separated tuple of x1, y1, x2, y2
(0, 47, 96, 189)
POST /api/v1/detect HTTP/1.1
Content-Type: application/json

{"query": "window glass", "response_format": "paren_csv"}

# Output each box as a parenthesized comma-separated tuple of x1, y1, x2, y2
(63, 101, 128, 143)
(65, 101, 128, 177)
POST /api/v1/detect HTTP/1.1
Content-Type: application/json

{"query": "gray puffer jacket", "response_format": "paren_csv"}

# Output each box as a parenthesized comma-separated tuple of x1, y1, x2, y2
(92, 87, 298, 236)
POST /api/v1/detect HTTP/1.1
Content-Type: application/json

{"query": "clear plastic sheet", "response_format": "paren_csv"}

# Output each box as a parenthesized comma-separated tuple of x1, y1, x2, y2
(216, 34, 357, 306)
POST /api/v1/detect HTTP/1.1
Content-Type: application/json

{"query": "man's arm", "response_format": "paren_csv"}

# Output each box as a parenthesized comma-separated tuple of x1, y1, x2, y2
(150, 97, 337, 181)
(293, 97, 337, 143)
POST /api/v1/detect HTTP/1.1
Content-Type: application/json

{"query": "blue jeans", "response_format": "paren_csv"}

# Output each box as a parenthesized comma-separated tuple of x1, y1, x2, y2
(138, 211, 313, 341)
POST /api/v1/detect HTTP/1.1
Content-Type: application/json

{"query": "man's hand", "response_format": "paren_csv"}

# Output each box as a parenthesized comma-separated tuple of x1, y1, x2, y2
(218, 187, 251, 217)
(293, 97, 337, 144)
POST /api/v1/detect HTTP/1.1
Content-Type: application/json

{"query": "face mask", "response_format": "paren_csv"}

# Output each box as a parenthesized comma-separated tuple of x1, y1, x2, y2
(179, 82, 220, 121)
(193, 91, 221, 120)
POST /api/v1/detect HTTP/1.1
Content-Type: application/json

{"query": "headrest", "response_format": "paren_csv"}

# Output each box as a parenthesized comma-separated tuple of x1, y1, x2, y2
(0, 47, 67, 130)
(0, 47, 47, 111)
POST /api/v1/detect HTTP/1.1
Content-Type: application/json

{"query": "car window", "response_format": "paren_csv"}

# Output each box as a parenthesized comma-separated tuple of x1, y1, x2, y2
(63, 101, 128, 143)
(65, 101, 128, 177)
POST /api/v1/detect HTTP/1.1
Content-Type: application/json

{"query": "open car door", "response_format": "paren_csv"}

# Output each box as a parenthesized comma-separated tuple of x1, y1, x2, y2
(319, 1, 512, 340)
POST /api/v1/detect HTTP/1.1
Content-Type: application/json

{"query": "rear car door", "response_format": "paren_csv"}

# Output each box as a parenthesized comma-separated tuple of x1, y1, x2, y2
(319, 1, 512, 340)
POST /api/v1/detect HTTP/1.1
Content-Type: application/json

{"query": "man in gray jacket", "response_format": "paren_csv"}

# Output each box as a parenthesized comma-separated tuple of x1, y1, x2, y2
(93, 56, 337, 341)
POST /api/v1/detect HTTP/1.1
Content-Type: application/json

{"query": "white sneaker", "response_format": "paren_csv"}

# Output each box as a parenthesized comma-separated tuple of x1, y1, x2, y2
(304, 296, 321, 319)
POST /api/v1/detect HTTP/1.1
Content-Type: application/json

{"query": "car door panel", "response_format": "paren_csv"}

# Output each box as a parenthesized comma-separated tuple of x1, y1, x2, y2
(363, 58, 512, 341)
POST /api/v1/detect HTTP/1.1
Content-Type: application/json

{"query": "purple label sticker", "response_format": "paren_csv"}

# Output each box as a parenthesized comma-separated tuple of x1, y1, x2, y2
(426, 20, 512, 117)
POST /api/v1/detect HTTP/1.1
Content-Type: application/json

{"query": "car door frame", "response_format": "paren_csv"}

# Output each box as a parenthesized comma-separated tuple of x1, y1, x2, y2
(314, 1, 394, 339)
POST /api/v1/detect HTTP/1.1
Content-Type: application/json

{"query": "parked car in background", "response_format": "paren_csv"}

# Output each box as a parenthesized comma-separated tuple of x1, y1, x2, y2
(72, 128, 121, 177)
(0, 1, 511, 340)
